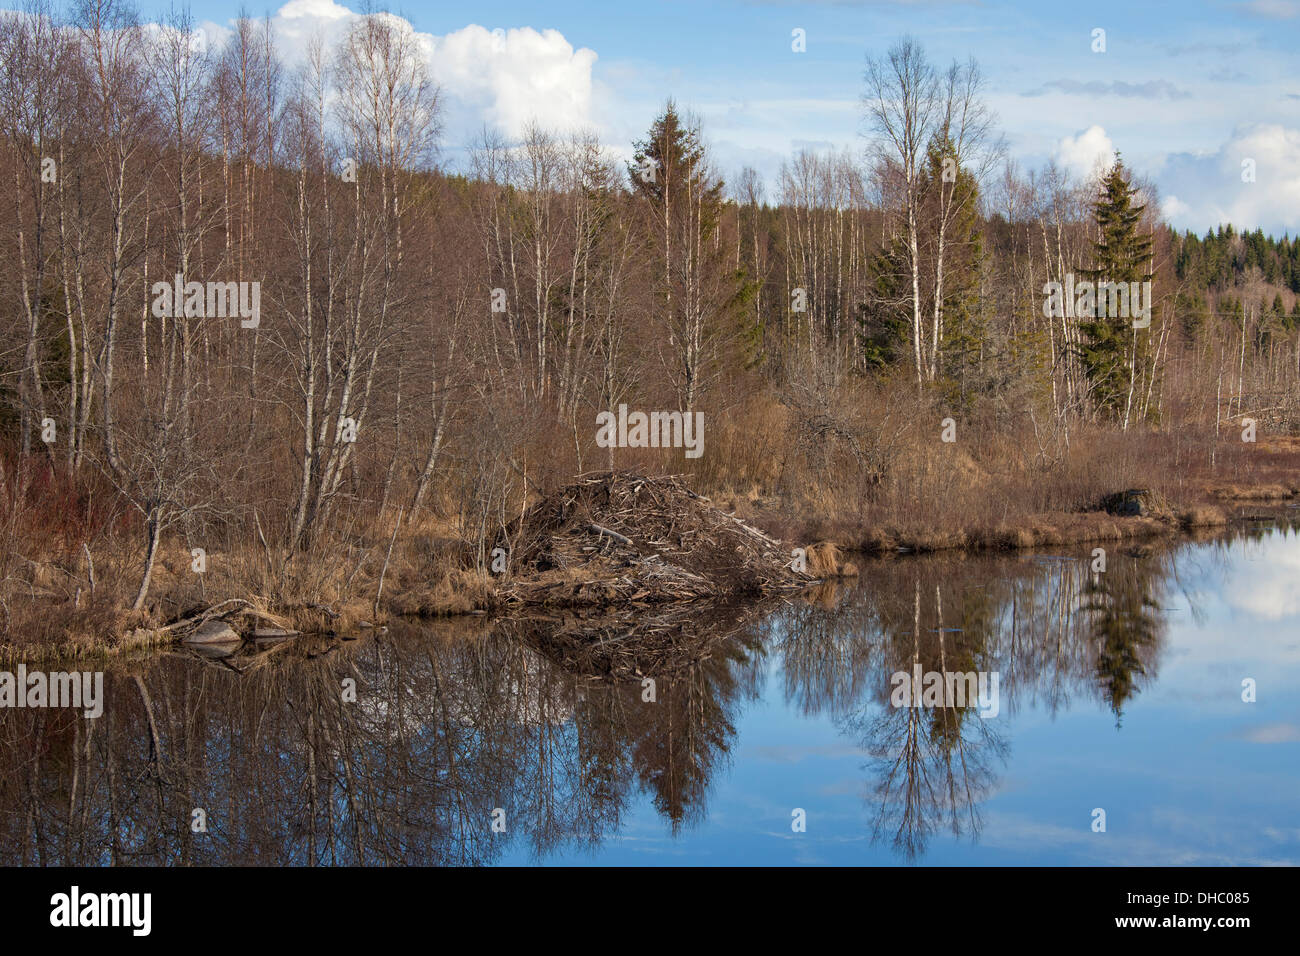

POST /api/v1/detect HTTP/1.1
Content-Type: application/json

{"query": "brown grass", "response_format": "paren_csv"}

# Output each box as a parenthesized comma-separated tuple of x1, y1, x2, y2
(2, 393, 1297, 657)
(805, 541, 859, 577)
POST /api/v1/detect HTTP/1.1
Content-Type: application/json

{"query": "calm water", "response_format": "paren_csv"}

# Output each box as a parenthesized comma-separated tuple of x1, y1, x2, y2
(2, 523, 1298, 866)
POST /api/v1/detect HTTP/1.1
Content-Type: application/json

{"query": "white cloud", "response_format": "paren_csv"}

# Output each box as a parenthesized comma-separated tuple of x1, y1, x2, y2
(1053, 125, 1116, 180)
(431, 26, 597, 139)
(1160, 124, 1300, 234)
(1218, 532, 1300, 619)
(259, 4, 599, 148)
(1161, 194, 1193, 222)
(1240, 0, 1300, 18)
(278, 0, 352, 20)
(1237, 723, 1300, 743)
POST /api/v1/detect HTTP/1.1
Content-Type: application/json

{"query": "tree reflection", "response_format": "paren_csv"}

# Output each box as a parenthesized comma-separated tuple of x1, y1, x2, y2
(1081, 553, 1166, 726)
(0, 604, 767, 864)
(850, 578, 1006, 860)
(773, 544, 1174, 859)
(0, 530, 1208, 864)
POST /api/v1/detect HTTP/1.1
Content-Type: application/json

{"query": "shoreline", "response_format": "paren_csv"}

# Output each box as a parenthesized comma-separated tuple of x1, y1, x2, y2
(5, 482, 1296, 666)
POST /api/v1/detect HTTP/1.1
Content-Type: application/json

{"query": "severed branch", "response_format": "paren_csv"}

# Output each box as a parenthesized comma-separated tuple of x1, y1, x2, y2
(588, 524, 633, 547)
(158, 598, 253, 632)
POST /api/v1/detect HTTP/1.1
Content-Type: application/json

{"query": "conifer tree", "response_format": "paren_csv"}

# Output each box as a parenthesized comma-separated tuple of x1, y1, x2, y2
(1077, 159, 1154, 420)
(629, 103, 746, 412)
(922, 137, 985, 403)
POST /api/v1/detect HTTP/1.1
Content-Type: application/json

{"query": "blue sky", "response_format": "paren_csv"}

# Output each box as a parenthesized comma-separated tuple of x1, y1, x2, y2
(124, 0, 1300, 234)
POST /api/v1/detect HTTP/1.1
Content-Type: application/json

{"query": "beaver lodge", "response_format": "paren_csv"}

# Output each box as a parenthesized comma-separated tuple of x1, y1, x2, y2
(497, 472, 821, 608)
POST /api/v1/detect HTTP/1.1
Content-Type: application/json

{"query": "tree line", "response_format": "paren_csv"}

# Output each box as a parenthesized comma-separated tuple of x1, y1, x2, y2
(0, 3, 1295, 619)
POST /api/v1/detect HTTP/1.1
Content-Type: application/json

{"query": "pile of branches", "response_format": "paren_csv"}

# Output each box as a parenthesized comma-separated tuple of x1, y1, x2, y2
(496, 472, 814, 608)
(498, 600, 770, 681)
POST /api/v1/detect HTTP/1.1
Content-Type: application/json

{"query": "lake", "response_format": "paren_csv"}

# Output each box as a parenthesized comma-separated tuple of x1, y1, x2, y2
(2, 521, 1297, 866)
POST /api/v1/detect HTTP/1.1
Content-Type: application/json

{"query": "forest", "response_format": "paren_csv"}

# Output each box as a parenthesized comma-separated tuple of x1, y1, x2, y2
(1, 1, 1297, 651)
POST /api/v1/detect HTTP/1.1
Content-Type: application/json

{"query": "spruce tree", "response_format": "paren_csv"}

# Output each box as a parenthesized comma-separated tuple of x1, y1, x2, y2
(922, 137, 985, 405)
(1077, 159, 1154, 419)
(628, 103, 746, 411)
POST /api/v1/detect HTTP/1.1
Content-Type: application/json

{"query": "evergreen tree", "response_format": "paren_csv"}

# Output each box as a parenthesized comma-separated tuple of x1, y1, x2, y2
(1176, 292, 1209, 344)
(921, 138, 986, 404)
(859, 245, 913, 371)
(1076, 159, 1154, 420)
(629, 103, 748, 410)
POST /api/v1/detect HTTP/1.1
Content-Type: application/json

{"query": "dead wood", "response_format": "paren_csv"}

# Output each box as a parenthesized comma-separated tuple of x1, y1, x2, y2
(496, 472, 816, 608)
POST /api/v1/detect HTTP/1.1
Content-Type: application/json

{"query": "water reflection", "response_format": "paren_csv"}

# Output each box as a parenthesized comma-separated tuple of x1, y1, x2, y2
(773, 548, 1173, 858)
(0, 522, 1293, 865)
(0, 606, 771, 865)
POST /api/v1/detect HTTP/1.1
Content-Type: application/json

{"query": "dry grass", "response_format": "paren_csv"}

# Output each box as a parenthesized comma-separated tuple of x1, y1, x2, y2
(384, 569, 495, 617)
(2, 389, 1297, 657)
(721, 412, 1296, 558)
(805, 541, 859, 576)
